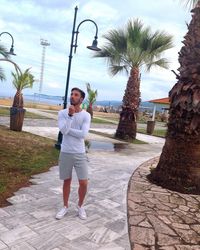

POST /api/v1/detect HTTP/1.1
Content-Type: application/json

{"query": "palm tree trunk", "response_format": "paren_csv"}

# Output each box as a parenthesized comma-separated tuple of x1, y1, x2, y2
(115, 67, 140, 140)
(10, 90, 25, 131)
(12, 90, 24, 108)
(149, 2, 200, 193)
(87, 103, 93, 118)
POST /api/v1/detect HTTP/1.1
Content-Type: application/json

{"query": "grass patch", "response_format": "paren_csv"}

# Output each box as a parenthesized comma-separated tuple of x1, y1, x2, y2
(0, 125, 59, 207)
(89, 130, 147, 144)
(0, 107, 51, 119)
(137, 128, 166, 138)
(91, 117, 116, 124)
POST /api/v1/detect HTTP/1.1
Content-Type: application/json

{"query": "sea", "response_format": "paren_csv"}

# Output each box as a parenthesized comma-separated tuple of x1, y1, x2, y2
(0, 93, 160, 111)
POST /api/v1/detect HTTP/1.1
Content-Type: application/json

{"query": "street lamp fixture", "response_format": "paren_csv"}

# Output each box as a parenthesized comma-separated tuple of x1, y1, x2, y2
(55, 6, 101, 149)
(0, 32, 16, 56)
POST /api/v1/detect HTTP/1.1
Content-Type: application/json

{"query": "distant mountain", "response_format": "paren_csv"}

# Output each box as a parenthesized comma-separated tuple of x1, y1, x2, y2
(23, 94, 165, 112)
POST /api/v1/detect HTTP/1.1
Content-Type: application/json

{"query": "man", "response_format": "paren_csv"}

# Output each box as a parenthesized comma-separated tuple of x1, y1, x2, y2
(56, 87, 91, 220)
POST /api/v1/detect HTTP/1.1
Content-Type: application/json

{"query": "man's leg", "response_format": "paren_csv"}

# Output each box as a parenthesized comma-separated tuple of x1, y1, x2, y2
(78, 179, 88, 207)
(63, 178, 72, 207)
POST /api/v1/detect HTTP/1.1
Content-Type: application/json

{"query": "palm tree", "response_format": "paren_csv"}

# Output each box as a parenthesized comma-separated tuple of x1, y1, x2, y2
(10, 68, 35, 131)
(149, 0, 200, 193)
(86, 82, 98, 118)
(94, 19, 173, 140)
(0, 44, 9, 81)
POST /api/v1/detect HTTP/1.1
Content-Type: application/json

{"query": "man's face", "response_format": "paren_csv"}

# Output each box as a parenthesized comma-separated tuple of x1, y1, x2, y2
(70, 90, 83, 105)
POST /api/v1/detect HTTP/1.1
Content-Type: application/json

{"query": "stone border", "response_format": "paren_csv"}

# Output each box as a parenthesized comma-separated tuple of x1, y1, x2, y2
(127, 157, 200, 250)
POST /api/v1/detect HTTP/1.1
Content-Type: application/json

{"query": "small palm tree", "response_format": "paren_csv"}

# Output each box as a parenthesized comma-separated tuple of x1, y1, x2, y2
(86, 83, 98, 118)
(12, 68, 34, 108)
(94, 19, 173, 140)
(0, 44, 9, 81)
(10, 68, 35, 131)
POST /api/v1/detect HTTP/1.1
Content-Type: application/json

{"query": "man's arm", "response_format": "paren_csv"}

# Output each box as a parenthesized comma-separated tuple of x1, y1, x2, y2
(68, 114, 91, 139)
(58, 110, 73, 135)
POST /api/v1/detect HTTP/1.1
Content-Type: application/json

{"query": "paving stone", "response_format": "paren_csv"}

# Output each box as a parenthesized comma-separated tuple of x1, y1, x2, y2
(155, 204, 172, 211)
(130, 226, 155, 246)
(1, 214, 37, 230)
(154, 193, 169, 203)
(138, 220, 152, 228)
(169, 196, 186, 206)
(162, 202, 178, 209)
(27, 231, 68, 250)
(114, 234, 130, 250)
(0, 209, 10, 218)
(175, 246, 200, 250)
(7, 194, 36, 204)
(0, 223, 9, 234)
(158, 216, 171, 225)
(132, 244, 150, 250)
(105, 218, 127, 235)
(129, 216, 145, 226)
(181, 216, 198, 225)
(157, 233, 181, 246)
(0, 225, 38, 246)
(86, 227, 121, 244)
(127, 193, 147, 203)
(174, 228, 200, 244)
(0, 240, 7, 250)
(191, 224, 200, 234)
(56, 221, 91, 241)
(147, 215, 176, 236)
(97, 242, 125, 250)
(178, 205, 190, 212)
(159, 247, 176, 250)
(10, 242, 36, 250)
(58, 237, 100, 250)
(172, 223, 190, 230)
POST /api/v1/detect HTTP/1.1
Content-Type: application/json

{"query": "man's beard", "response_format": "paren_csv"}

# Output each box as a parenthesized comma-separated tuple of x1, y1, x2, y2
(70, 98, 81, 105)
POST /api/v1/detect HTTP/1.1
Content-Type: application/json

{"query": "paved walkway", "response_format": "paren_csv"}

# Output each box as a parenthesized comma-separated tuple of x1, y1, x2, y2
(0, 116, 165, 249)
(127, 157, 200, 249)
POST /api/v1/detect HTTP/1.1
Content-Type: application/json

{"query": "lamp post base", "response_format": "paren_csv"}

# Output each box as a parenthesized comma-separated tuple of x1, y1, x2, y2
(55, 131, 63, 150)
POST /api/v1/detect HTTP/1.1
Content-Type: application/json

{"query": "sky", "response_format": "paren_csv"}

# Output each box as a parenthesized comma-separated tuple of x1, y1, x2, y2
(0, 0, 191, 102)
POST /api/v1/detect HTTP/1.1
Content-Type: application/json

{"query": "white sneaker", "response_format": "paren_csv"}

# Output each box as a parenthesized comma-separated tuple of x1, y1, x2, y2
(55, 206, 68, 220)
(77, 206, 87, 220)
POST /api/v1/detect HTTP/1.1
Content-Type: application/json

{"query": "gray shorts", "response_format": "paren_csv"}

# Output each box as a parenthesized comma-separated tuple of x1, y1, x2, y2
(58, 152, 88, 180)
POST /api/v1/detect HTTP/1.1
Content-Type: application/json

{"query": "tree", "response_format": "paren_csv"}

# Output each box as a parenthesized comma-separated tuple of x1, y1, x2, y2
(86, 83, 98, 118)
(10, 68, 35, 131)
(149, 0, 200, 193)
(94, 19, 173, 140)
(0, 44, 9, 81)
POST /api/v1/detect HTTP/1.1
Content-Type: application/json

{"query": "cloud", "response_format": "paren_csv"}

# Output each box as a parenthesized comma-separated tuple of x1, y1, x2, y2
(0, 0, 192, 101)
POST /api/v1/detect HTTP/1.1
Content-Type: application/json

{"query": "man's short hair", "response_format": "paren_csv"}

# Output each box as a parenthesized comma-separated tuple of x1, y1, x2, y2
(71, 87, 85, 99)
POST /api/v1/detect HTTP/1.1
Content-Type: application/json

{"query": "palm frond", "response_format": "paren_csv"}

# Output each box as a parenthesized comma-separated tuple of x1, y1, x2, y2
(85, 83, 98, 104)
(93, 18, 173, 76)
(180, 0, 198, 9)
(0, 44, 9, 58)
(145, 58, 170, 72)
(109, 65, 129, 76)
(12, 68, 35, 91)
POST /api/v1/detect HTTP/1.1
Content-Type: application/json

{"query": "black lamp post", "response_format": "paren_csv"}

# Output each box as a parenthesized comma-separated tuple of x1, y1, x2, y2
(55, 6, 101, 149)
(0, 32, 16, 56)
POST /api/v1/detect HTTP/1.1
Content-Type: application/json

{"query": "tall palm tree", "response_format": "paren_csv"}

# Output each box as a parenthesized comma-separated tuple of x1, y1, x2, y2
(94, 19, 173, 140)
(149, 0, 200, 193)
(10, 68, 34, 131)
(86, 82, 98, 118)
(0, 44, 9, 81)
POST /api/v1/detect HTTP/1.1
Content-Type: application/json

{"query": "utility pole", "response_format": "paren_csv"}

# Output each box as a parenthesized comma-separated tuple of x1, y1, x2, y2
(39, 39, 50, 101)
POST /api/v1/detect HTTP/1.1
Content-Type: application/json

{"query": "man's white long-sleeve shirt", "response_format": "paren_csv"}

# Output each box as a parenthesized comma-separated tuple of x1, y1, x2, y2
(58, 109, 91, 154)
